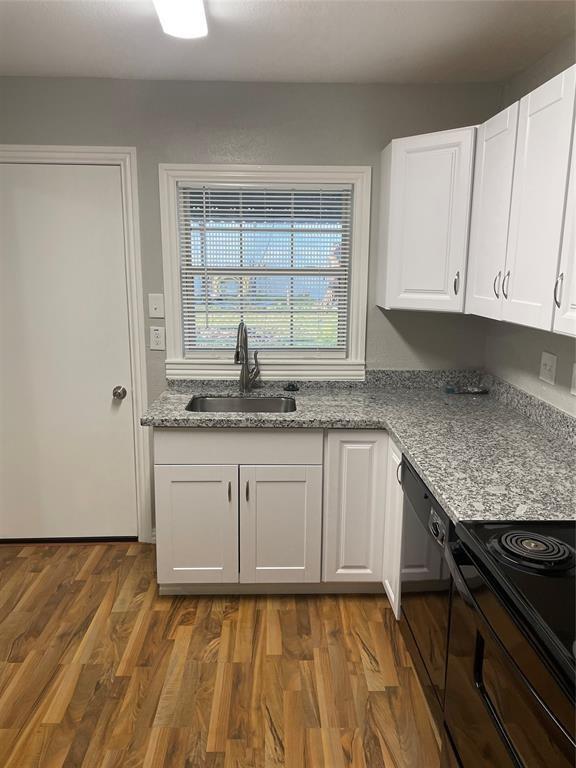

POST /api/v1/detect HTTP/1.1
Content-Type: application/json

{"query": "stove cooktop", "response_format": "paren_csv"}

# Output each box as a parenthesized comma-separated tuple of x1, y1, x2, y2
(459, 520, 576, 680)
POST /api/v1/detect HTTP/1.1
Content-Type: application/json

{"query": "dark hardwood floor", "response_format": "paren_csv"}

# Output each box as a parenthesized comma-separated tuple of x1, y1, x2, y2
(0, 542, 440, 767)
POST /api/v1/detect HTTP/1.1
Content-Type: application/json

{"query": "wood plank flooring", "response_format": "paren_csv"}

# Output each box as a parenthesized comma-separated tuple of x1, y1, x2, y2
(0, 542, 441, 767)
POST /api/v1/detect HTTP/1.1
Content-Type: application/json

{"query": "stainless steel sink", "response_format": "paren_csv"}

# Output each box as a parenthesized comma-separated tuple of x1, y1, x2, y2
(186, 396, 296, 413)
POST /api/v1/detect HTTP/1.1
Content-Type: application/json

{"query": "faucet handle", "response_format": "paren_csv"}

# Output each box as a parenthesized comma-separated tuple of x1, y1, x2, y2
(250, 350, 261, 384)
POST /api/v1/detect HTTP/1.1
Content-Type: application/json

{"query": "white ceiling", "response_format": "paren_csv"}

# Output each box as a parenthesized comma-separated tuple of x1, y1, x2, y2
(0, 0, 573, 83)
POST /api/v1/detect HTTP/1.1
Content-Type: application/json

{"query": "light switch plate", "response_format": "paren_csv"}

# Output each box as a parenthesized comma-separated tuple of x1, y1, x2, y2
(148, 293, 165, 318)
(571, 363, 576, 396)
(150, 326, 166, 351)
(539, 351, 557, 385)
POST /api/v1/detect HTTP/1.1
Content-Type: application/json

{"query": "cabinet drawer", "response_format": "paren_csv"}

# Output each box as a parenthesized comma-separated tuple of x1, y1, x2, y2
(154, 428, 323, 465)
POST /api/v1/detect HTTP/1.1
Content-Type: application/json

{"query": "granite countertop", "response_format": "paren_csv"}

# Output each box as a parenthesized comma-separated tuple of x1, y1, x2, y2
(141, 384, 576, 525)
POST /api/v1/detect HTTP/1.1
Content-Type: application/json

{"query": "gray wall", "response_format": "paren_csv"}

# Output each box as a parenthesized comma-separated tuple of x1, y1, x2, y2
(0, 77, 503, 400)
(482, 34, 576, 415)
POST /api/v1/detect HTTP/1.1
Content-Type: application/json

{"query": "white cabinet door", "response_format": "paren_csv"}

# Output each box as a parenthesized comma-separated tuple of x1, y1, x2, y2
(323, 431, 388, 582)
(465, 104, 519, 320)
(503, 66, 576, 330)
(553, 135, 576, 337)
(382, 438, 403, 619)
(154, 465, 238, 584)
(377, 127, 475, 312)
(239, 465, 322, 583)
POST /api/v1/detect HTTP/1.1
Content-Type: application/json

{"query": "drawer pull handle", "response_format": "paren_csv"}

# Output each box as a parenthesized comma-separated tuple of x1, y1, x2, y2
(554, 273, 564, 309)
(453, 270, 461, 295)
(502, 270, 510, 299)
(493, 270, 501, 298)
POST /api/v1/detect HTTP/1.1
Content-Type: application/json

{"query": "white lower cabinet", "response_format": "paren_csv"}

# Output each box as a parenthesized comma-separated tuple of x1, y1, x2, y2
(382, 438, 403, 618)
(323, 430, 388, 582)
(239, 465, 322, 583)
(154, 464, 239, 584)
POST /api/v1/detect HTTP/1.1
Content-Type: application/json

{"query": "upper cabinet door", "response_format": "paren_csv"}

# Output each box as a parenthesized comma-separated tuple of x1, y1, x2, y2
(465, 104, 519, 320)
(239, 465, 322, 584)
(323, 431, 388, 582)
(503, 66, 576, 330)
(376, 127, 475, 312)
(154, 464, 239, 584)
(553, 133, 576, 337)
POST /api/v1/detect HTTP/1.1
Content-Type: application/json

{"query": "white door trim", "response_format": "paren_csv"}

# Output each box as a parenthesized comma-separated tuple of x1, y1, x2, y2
(0, 145, 152, 542)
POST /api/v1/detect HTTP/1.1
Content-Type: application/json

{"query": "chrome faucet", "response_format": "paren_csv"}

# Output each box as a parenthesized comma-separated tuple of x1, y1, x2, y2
(234, 321, 260, 393)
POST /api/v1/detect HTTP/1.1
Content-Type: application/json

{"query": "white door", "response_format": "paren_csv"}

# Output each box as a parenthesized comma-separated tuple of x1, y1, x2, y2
(503, 66, 576, 330)
(154, 465, 238, 584)
(465, 104, 519, 320)
(382, 438, 403, 619)
(553, 135, 576, 337)
(239, 465, 322, 583)
(323, 431, 388, 582)
(0, 163, 138, 538)
(378, 127, 475, 312)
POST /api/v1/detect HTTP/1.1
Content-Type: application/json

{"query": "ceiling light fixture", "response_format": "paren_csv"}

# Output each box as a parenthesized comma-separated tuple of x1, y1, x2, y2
(152, 0, 208, 39)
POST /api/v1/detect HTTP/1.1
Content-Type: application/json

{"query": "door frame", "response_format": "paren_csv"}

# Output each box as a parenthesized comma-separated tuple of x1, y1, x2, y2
(0, 145, 152, 541)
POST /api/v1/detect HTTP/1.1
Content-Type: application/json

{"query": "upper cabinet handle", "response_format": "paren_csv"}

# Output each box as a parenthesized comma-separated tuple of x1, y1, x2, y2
(502, 270, 511, 300)
(493, 270, 501, 299)
(245, 481, 250, 502)
(227, 481, 232, 503)
(453, 271, 461, 295)
(554, 273, 564, 309)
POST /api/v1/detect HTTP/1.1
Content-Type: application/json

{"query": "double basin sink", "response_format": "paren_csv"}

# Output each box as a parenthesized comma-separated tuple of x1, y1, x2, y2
(186, 395, 296, 414)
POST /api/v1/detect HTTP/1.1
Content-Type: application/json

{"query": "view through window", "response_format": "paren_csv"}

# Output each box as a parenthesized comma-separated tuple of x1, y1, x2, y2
(177, 184, 353, 355)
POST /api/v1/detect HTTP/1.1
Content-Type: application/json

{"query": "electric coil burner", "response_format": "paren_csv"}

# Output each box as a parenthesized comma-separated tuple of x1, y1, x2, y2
(492, 530, 576, 572)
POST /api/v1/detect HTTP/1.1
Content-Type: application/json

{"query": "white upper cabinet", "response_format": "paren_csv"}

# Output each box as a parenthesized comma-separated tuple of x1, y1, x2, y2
(323, 431, 388, 582)
(465, 104, 519, 320)
(376, 127, 476, 312)
(553, 132, 576, 337)
(503, 66, 576, 330)
(239, 465, 322, 583)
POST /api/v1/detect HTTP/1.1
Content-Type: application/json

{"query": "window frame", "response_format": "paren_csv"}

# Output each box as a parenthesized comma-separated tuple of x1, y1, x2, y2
(159, 164, 371, 380)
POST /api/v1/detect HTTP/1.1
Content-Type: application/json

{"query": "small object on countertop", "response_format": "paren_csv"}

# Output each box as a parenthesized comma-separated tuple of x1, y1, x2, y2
(444, 384, 490, 395)
(283, 382, 300, 392)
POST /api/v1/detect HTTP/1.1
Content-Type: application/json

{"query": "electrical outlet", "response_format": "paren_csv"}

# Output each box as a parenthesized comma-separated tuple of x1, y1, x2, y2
(148, 293, 165, 318)
(539, 351, 557, 385)
(150, 326, 166, 351)
(571, 363, 576, 396)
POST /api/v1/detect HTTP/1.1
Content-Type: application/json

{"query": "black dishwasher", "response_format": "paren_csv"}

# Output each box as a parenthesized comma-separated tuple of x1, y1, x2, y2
(399, 459, 453, 723)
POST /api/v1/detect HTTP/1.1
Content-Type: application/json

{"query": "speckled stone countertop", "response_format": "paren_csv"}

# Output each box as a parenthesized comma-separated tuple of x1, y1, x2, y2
(141, 383, 575, 525)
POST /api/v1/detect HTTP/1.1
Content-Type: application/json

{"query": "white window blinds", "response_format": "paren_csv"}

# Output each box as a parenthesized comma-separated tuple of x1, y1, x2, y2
(176, 184, 353, 354)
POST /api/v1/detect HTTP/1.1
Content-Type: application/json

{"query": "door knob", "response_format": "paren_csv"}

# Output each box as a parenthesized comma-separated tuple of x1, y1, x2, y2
(112, 386, 127, 400)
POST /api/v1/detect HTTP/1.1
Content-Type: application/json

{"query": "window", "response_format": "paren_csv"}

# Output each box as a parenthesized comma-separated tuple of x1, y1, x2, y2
(160, 165, 371, 379)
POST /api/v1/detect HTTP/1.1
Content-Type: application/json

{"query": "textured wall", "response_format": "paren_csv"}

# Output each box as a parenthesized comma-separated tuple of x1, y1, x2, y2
(0, 77, 503, 400)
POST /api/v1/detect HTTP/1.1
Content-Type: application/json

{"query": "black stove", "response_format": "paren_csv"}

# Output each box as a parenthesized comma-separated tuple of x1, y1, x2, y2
(458, 519, 576, 690)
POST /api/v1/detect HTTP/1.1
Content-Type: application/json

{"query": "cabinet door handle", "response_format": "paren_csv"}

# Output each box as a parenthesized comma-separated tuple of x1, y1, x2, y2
(554, 273, 564, 308)
(227, 481, 232, 502)
(453, 270, 461, 295)
(502, 270, 510, 299)
(396, 461, 403, 486)
(493, 270, 501, 298)
(245, 481, 249, 502)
